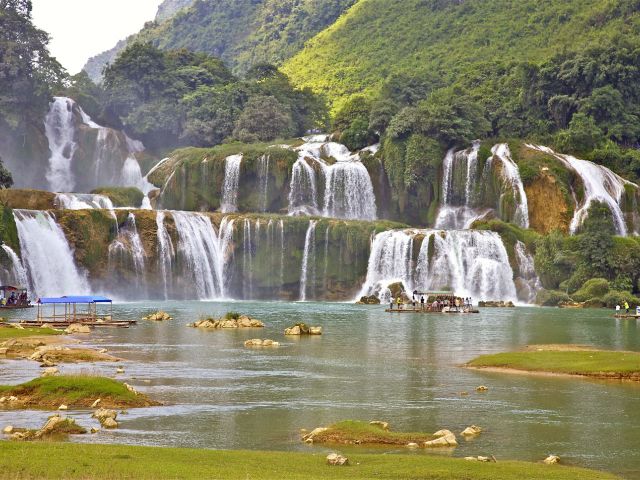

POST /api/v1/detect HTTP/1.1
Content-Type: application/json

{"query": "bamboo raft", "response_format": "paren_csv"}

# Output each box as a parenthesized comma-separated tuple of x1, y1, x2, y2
(385, 308, 480, 314)
(613, 314, 640, 318)
(17, 319, 136, 328)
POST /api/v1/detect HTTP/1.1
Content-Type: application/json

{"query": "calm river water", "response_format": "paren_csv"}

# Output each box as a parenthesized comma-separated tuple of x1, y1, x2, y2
(1, 302, 639, 478)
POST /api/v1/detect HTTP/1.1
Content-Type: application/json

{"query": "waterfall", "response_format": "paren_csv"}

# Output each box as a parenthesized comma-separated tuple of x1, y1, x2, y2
(279, 219, 285, 290)
(323, 161, 377, 220)
(1, 245, 28, 288)
(242, 218, 253, 299)
(489, 144, 529, 228)
(514, 240, 542, 304)
(358, 230, 414, 299)
(359, 229, 518, 302)
(108, 213, 146, 293)
(288, 153, 321, 215)
(221, 154, 243, 213)
(323, 225, 330, 290)
(299, 220, 317, 301)
(172, 211, 226, 299)
(44, 97, 78, 192)
(258, 154, 270, 212)
(156, 211, 174, 300)
(528, 145, 631, 235)
(55, 193, 114, 210)
(436, 142, 530, 229)
(435, 144, 489, 229)
(13, 210, 90, 297)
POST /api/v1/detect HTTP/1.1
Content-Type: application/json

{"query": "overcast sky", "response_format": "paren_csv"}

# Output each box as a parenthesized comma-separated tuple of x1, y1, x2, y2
(31, 0, 162, 74)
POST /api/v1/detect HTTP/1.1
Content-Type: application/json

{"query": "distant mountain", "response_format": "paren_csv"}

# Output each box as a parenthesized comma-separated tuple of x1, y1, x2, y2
(83, 0, 356, 83)
(282, 0, 640, 110)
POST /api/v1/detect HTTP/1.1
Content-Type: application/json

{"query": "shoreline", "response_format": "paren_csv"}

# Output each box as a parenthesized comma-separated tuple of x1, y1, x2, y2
(464, 365, 640, 382)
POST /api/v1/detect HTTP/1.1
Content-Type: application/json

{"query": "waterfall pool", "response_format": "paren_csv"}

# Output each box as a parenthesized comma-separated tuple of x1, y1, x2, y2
(1, 302, 639, 478)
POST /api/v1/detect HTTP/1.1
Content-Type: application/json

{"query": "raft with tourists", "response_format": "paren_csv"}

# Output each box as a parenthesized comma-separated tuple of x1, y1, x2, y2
(0, 285, 33, 310)
(16, 296, 136, 328)
(385, 291, 479, 314)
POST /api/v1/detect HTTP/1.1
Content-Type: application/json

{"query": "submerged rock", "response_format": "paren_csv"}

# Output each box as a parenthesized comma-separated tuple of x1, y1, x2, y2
(244, 339, 280, 348)
(476, 386, 489, 392)
(424, 429, 458, 448)
(356, 295, 380, 305)
(285, 323, 322, 335)
(189, 317, 264, 329)
(478, 301, 515, 308)
(461, 425, 482, 436)
(143, 311, 172, 321)
(369, 421, 389, 431)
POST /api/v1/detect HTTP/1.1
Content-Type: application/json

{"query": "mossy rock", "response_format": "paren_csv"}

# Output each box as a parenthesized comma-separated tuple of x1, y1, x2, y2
(0, 189, 56, 210)
(91, 187, 145, 207)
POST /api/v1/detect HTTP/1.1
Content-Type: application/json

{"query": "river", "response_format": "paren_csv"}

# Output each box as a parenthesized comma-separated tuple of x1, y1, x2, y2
(1, 302, 639, 478)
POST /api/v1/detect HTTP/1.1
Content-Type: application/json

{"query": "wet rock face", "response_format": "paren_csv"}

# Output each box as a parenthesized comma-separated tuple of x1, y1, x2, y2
(525, 172, 570, 234)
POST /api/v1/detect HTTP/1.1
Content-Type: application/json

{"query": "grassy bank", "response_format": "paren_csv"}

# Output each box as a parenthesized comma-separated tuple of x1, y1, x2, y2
(0, 376, 158, 408)
(0, 326, 62, 340)
(466, 348, 640, 380)
(0, 442, 620, 480)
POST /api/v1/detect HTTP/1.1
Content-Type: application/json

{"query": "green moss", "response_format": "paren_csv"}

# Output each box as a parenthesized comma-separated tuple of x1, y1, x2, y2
(310, 420, 434, 445)
(91, 187, 145, 207)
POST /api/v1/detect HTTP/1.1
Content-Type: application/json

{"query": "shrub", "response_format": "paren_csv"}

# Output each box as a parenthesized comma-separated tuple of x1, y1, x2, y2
(572, 278, 610, 302)
(536, 289, 571, 306)
(224, 311, 241, 320)
(602, 290, 640, 308)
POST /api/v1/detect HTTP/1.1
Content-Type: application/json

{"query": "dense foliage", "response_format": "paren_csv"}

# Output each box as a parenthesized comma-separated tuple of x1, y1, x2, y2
(83, 0, 356, 82)
(82, 43, 326, 151)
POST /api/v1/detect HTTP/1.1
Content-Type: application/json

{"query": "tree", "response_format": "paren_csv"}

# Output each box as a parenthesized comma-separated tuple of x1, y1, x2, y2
(232, 95, 293, 142)
(0, 156, 13, 189)
(555, 113, 605, 153)
(577, 202, 615, 278)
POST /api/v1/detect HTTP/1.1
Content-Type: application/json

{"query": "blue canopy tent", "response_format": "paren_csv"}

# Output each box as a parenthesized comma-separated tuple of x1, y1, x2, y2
(36, 295, 113, 324)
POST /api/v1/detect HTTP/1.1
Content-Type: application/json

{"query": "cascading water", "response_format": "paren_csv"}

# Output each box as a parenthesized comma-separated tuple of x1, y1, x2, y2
(242, 218, 253, 299)
(288, 153, 321, 216)
(172, 211, 226, 299)
(435, 144, 489, 229)
(528, 145, 632, 235)
(514, 240, 542, 304)
(13, 210, 90, 297)
(108, 213, 146, 293)
(489, 144, 529, 228)
(1, 244, 28, 288)
(258, 154, 270, 212)
(156, 211, 175, 300)
(359, 229, 518, 302)
(323, 161, 377, 220)
(55, 193, 115, 210)
(299, 220, 317, 301)
(44, 97, 78, 192)
(221, 154, 242, 213)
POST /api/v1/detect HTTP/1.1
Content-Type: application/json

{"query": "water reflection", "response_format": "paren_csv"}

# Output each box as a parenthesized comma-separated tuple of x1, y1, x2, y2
(1, 303, 639, 478)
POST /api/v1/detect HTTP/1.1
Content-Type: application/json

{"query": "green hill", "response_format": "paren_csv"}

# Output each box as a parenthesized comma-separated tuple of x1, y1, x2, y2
(282, 0, 640, 112)
(83, 0, 356, 82)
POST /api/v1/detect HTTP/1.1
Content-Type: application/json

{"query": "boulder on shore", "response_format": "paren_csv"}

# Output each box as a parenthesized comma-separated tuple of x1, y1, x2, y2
(92, 408, 118, 428)
(326, 453, 349, 466)
(544, 455, 560, 465)
(65, 323, 91, 334)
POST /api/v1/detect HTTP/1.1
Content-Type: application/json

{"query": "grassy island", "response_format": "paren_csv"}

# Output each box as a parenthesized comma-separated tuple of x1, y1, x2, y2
(0, 376, 159, 409)
(0, 326, 62, 340)
(466, 346, 640, 380)
(0, 442, 620, 479)
(305, 420, 435, 445)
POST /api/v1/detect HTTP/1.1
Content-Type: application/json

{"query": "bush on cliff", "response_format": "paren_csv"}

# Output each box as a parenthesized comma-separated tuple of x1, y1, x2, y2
(572, 278, 610, 302)
(536, 289, 571, 307)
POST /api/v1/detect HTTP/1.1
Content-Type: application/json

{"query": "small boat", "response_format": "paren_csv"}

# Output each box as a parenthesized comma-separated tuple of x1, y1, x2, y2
(0, 285, 33, 309)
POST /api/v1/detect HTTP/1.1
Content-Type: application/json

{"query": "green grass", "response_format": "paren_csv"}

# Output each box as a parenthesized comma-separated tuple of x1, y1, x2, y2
(90, 187, 144, 208)
(311, 420, 435, 445)
(0, 442, 620, 479)
(0, 327, 62, 340)
(467, 350, 640, 379)
(0, 375, 157, 408)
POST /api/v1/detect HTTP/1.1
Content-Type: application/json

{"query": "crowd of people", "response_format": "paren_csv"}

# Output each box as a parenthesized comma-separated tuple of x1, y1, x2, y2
(388, 293, 473, 312)
(1, 290, 29, 306)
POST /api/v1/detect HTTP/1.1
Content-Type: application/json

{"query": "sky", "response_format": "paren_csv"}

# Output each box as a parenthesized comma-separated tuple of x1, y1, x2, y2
(31, 0, 162, 74)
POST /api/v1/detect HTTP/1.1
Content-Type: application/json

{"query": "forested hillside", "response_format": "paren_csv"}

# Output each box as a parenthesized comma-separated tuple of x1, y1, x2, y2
(83, 0, 356, 82)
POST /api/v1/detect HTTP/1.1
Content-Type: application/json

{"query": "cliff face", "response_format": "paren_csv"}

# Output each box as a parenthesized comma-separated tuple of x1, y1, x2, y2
(155, 0, 195, 22)
(525, 173, 571, 234)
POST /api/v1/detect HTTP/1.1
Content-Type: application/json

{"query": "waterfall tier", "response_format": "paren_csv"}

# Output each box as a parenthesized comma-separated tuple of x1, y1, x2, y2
(359, 229, 518, 302)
